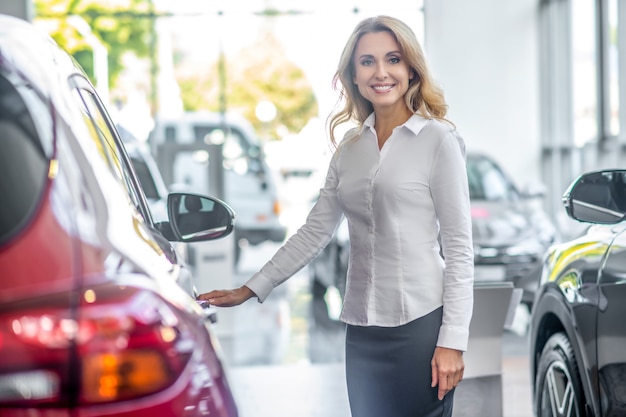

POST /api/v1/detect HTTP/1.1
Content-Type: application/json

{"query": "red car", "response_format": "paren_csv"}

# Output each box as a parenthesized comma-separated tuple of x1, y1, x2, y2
(0, 14, 238, 417)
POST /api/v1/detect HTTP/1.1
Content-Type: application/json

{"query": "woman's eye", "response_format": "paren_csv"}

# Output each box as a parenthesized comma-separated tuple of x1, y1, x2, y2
(360, 59, 373, 66)
(389, 56, 400, 64)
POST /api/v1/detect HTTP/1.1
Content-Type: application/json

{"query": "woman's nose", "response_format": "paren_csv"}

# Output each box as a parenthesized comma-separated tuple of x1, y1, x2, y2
(375, 64, 388, 80)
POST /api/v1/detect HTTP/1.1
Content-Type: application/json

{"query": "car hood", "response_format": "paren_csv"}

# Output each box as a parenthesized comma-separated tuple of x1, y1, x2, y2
(471, 200, 549, 247)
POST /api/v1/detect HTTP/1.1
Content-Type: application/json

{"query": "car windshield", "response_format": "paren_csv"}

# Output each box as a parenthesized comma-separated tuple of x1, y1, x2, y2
(467, 155, 516, 201)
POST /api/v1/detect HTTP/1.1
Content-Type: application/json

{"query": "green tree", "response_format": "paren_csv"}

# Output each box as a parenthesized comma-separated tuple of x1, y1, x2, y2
(177, 32, 318, 139)
(34, 0, 155, 102)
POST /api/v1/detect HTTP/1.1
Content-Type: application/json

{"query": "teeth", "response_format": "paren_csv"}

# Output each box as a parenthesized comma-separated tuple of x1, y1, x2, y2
(373, 85, 392, 91)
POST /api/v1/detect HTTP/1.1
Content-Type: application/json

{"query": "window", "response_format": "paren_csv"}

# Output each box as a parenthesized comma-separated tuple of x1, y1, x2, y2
(130, 155, 159, 200)
(571, 0, 598, 147)
(540, 0, 625, 222)
(0, 73, 49, 243)
(607, 0, 619, 136)
(70, 77, 145, 219)
(467, 156, 517, 202)
(192, 125, 259, 175)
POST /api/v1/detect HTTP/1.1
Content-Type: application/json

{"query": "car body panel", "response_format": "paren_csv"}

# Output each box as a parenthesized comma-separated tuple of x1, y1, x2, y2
(531, 224, 619, 415)
(596, 230, 626, 416)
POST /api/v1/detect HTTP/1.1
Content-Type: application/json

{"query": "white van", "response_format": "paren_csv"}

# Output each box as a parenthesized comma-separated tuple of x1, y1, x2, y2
(149, 111, 287, 266)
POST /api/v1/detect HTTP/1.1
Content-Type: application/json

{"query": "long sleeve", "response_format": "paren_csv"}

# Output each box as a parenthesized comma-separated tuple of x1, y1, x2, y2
(429, 130, 474, 351)
(245, 154, 345, 302)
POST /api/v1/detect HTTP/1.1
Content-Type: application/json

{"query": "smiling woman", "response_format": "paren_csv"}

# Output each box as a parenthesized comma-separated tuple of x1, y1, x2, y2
(196, 14, 473, 417)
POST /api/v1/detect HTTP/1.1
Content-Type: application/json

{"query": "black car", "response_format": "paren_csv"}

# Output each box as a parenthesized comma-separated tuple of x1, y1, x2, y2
(308, 152, 557, 348)
(530, 169, 626, 417)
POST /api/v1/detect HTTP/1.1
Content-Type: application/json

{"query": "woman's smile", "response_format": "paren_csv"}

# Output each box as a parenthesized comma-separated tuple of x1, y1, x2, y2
(372, 83, 395, 92)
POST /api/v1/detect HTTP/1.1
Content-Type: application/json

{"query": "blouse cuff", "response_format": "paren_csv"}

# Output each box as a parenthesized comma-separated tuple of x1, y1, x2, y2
(245, 272, 274, 303)
(436, 325, 469, 352)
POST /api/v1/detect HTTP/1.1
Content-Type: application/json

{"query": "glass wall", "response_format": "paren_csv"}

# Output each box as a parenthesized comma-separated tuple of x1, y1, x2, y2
(540, 0, 624, 229)
(571, 0, 598, 147)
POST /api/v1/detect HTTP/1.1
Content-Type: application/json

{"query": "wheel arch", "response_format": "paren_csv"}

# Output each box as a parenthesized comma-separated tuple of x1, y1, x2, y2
(530, 288, 599, 416)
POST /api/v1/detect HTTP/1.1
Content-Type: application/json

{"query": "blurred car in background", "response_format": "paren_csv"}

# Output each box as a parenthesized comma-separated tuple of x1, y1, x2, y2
(0, 15, 238, 416)
(467, 152, 557, 306)
(530, 169, 626, 417)
(308, 151, 557, 357)
(149, 111, 287, 267)
(264, 117, 333, 207)
(117, 124, 170, 223)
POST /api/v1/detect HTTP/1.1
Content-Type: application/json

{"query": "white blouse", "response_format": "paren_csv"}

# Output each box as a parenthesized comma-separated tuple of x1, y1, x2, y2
(245, 113, 474, 351)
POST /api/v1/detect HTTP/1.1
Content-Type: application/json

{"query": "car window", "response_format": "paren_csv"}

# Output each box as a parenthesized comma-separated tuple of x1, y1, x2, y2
(0, 72, 50, 244)
(467, 156, 517, 201)
(70, 82, 146, 219)
(130, 155, 160, 200)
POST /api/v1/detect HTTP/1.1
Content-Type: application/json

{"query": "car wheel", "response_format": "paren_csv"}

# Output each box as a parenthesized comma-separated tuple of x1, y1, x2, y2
(535, 332, 585, 417)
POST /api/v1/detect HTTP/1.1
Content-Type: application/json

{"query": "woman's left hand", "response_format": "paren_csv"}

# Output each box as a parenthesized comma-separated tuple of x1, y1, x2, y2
(431, 347, 465, 400)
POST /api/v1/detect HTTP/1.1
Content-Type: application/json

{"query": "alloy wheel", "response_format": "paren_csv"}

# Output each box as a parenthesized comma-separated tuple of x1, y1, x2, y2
(542, 361, 577, 417)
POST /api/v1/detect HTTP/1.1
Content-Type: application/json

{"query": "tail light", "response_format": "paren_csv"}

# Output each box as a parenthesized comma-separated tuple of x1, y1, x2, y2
(273, 200, 281, 216)
(0, 285, 198, 406)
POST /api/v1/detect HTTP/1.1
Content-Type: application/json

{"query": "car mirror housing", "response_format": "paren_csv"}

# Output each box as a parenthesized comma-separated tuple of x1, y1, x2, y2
(167, 192, 235, 242)
(563, 169, 626, 224)
(155, 221, 177, 241)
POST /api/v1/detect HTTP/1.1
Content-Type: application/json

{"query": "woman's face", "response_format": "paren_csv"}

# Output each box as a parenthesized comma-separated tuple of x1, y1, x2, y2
(352, 30, 413, 112)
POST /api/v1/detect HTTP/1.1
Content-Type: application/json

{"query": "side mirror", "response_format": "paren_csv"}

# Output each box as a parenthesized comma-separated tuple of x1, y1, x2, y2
(563, 170, 626, 224)
(167, 192, 235, 242)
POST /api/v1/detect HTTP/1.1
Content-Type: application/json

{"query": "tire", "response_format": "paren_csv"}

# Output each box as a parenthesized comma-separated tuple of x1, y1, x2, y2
(535, 332, 586, 417)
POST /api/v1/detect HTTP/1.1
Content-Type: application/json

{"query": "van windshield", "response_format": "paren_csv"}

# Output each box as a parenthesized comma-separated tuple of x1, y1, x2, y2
(193, 125, 262, 175)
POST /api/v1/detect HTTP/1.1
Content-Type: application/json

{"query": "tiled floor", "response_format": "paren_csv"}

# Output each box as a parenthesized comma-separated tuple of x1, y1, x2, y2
(502, 355, 533, 417)
(228, 346, 533, 417)
(229, 363, 350, 417)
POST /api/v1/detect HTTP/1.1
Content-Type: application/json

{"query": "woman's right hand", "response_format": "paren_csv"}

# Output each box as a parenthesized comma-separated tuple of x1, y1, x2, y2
(197, 285, 255, 307)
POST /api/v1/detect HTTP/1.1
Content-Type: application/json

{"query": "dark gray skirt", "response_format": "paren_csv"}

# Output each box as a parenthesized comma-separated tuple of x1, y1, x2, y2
(345, 307, 454, 417)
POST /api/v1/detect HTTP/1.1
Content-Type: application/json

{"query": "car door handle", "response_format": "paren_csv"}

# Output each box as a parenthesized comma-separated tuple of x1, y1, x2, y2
(196, 300, 218, 324)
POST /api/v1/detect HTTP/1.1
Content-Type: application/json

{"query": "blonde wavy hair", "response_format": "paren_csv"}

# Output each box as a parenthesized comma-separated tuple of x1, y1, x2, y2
(328, 15, 452, 148)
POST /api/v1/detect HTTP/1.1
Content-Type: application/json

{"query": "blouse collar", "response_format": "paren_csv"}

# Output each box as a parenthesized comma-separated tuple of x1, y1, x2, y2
(363, 112, 430, 136)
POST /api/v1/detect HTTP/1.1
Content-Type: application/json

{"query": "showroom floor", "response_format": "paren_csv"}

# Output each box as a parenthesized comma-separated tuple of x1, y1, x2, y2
(228, 347, 532, 417)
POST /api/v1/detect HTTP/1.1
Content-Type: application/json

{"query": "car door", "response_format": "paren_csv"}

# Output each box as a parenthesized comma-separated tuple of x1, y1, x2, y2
(595, 223, 626, 417)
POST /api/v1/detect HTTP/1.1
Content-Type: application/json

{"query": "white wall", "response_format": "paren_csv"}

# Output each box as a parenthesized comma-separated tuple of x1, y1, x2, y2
(0, 0, 33, 21)
(423, 0, 541, 188)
